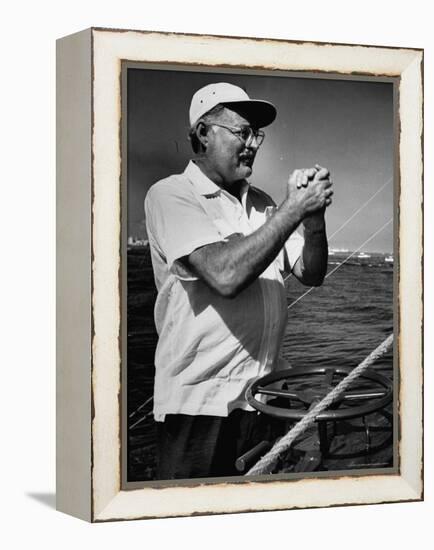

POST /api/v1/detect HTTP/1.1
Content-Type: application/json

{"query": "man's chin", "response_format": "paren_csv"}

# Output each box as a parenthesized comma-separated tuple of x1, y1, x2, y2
(226, 164, 253, 184)
(240, 164, 253, 177)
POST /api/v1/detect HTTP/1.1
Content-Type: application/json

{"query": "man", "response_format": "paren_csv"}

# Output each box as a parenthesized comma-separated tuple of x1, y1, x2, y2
(145, 82, 333, 479)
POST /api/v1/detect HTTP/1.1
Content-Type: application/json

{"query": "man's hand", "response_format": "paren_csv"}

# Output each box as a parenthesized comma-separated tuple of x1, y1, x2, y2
(287, 164, 333, 220)
(285, 164, 332, 286)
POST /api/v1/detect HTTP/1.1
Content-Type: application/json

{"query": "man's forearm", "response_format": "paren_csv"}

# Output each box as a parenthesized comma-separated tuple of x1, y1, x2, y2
(186, 198, 304, 298)
(186, 165, 332, 298)
(298, 214, 328, 286)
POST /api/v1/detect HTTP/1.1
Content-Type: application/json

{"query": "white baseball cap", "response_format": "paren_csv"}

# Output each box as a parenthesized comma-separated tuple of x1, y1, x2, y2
(189, 82, 277, 128)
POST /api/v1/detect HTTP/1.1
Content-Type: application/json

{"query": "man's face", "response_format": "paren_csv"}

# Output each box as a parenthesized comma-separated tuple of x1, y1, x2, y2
(204, 107, 260, 187)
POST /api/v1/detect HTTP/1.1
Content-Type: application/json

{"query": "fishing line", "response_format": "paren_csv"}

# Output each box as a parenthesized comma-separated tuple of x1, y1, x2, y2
(283, 177, 392, 284)
(287, 218, 393, 311)
(327, 177, 392, 241)
(129, 395, 153, 419)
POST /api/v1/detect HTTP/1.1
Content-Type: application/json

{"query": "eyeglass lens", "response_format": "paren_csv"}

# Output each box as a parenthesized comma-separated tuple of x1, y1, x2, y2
(241, 127, 265, 145)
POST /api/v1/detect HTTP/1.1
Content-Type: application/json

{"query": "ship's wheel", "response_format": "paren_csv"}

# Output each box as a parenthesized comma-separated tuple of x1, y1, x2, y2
(246, 366, 392, 421)
(238, 366, 393, 473)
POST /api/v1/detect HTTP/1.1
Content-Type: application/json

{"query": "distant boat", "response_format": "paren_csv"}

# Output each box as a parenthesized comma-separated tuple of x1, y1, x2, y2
(385, 255, 394, 263)
(357, 252, 371, 259)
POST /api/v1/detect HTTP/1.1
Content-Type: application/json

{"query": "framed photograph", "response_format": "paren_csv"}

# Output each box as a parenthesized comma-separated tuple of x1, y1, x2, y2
(56, 27, 423, 522)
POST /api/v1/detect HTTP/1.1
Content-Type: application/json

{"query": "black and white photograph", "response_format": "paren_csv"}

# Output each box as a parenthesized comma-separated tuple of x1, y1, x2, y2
(124, 65, 396, 484)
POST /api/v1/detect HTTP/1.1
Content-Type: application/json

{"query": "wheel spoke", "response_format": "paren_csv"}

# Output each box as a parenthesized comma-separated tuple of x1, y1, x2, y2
(257, 387, 298, 399)
(343, 390, 387, 400)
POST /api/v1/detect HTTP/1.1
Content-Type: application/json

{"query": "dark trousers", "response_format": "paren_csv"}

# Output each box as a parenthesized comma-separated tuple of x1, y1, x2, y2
(156, 410, 282, 480)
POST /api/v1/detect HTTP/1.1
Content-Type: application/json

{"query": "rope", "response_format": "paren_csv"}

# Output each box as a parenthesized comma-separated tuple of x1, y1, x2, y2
(286, 218, 393, 310)
(245, 333, 394, 476)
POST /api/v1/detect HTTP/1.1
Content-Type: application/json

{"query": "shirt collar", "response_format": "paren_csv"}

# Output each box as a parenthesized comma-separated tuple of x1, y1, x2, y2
(184, 160, 222, 196)
(184, 160, 250, 202)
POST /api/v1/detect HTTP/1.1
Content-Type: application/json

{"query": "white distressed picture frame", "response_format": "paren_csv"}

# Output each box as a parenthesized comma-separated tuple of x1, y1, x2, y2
(56, 27, 423, 522)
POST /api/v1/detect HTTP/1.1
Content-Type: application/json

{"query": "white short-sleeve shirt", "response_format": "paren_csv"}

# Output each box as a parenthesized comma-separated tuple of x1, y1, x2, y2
(145, 161, 304, 421)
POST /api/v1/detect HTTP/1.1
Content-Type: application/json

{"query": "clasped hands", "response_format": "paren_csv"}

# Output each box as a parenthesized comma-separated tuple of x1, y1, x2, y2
(288, 164, 334, 219)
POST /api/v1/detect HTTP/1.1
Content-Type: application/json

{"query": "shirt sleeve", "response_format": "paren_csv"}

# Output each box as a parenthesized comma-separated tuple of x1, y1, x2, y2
(264, 198, 304, 272)
(285, 229, 305, 271)
(145, 180, 225, 279)
(250, 188, 304, 273)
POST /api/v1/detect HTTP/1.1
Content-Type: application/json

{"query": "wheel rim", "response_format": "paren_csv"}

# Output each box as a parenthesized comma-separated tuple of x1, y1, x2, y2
(245, 366, 392, 421)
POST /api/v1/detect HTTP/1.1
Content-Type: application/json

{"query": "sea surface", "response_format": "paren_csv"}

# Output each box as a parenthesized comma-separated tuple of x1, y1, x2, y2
(127, 247, 394, 481)
(282, 253, 394, 374)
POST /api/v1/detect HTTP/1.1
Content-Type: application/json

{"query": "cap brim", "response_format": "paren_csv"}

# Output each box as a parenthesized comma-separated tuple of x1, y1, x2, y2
(221, 99, 277, 128)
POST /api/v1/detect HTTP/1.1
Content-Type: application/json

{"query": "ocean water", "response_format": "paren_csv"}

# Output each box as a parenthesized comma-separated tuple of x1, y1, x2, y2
(282, 254, 394, 374)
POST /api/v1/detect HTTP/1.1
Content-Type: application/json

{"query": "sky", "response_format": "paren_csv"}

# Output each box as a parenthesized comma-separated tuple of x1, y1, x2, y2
(127, 67, 394, 253)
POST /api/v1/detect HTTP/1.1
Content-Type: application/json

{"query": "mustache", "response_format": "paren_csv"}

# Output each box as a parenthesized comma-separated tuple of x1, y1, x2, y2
(239, 152, 256, 161)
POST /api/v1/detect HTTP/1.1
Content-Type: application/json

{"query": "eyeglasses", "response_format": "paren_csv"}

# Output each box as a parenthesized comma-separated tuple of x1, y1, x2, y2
(207, 122, 265, 147)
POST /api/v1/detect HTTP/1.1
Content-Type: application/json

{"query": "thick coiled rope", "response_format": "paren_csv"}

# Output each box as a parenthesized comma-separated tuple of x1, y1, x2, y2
(246, 333, 394, 476)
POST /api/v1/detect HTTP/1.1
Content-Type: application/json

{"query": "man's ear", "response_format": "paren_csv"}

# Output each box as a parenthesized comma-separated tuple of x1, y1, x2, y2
(195, 122, 209, 149)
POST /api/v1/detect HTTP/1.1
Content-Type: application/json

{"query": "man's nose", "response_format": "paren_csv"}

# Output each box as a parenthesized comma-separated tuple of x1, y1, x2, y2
(246, 135, 260, 150)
